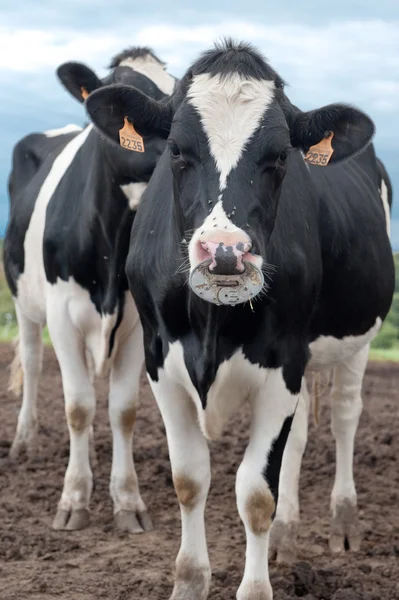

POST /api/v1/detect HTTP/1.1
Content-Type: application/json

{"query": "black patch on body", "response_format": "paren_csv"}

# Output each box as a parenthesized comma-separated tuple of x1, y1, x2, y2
(263, 414, 295, 504)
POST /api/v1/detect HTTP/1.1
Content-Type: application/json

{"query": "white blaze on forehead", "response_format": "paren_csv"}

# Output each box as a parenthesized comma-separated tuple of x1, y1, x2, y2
(188, 72, 275, 190)
(119, 55, 175, 96)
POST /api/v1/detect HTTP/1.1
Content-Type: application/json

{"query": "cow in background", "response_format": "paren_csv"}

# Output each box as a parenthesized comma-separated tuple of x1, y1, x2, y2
(4, 46, 175, 533)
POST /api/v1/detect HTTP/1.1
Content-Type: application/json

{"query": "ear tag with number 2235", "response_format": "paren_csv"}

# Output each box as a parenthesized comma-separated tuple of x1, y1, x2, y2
(119, 118, 145, 153)
(304, 131, 334, 166)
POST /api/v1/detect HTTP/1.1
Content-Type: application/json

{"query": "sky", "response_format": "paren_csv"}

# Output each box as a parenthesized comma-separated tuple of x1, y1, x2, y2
(1, 1, 398, 245)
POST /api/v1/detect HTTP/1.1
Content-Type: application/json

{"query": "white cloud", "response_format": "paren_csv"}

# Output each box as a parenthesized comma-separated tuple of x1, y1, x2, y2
(1, 18, 398, 118)
(0, 28, 121, 74)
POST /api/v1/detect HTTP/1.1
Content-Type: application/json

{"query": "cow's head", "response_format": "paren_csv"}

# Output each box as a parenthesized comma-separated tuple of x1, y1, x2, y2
(57, 47, 176, 186)
(86, 40, 375, 305)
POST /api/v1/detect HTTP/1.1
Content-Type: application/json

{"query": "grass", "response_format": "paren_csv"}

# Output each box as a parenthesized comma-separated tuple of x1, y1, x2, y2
(368, 346, 399, 362)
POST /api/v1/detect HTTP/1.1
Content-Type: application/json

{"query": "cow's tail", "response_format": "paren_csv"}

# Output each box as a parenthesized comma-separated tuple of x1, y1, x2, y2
(8, 334, 23, 397)
(311, 370, 332, 426)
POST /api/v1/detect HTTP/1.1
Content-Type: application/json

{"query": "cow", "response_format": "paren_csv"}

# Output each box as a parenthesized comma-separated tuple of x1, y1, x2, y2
(86, 39, 394, 599)
(4, 46, 176, 533)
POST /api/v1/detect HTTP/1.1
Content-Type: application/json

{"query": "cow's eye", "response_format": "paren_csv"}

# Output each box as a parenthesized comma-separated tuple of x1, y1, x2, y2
(277, 150, 288, 165)
(169, 144, 181, 160)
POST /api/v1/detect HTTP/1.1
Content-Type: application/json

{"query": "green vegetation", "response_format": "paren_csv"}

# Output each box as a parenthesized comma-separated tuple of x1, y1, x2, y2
(369, 253, 399, 359)
(0, 242, 398, 360)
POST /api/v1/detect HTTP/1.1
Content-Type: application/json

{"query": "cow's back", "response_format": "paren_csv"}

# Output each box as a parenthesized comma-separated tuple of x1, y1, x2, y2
(4, 127, 84, 321)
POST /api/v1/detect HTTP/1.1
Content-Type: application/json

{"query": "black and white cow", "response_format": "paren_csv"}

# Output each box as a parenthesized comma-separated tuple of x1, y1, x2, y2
(4, 47, 175, 533)
(87, 40, 394, 599)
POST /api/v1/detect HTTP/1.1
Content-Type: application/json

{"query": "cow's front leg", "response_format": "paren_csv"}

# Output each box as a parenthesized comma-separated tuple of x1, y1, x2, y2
(149, 372, 211, 600)
(236, 368, 299, 600)
(109, 322, 152, 533)
(269, 379, 310, 564)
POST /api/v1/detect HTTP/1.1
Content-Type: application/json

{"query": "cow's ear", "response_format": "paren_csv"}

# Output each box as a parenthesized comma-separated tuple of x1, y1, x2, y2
(290, 103, 375, 165)
(85, 84, 172, 145)
(57, 62, 102, 103)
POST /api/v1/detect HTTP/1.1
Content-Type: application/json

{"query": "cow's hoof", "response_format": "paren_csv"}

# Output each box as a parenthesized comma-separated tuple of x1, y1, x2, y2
(114, 509, 153, 533)
(9, 429, 38, 460)
(170, 557, 211, 600)
(237, 580, 273, 600)
(269, 519, 299, 564)
(329, 499, 361, 553)
(52, 508, 90, 531)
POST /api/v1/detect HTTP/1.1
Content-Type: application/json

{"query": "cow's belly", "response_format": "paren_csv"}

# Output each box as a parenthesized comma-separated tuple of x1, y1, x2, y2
(307, 317, 381, 372)
(47, 280, 139, 378)
(162, 341, 267, 441)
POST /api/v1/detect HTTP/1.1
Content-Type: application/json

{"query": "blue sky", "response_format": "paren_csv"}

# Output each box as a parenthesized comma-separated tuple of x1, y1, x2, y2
(1, 1, 398, 245)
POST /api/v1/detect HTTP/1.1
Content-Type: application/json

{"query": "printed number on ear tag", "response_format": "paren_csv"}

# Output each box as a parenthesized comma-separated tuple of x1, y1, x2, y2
(119, 117, 145, 153)
(304, 131, 334, 166)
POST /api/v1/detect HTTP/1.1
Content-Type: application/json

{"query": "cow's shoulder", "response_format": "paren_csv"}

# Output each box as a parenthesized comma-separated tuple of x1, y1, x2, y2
(4, 126, 84, 295)
(9, 128, 82, 204)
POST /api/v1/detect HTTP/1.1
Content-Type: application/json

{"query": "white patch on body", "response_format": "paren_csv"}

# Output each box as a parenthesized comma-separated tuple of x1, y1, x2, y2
(188, 73, 275, 190)
(16, 125, 93, 324)
(153, 341, 268, 441)
(380, 179, 390, 237)
(46, 282, 139, 379)
(119, 55, 175, 95)
(307, 318, 381, 372)
(120, 182, 147, 210)
(45, 124, 82, 138)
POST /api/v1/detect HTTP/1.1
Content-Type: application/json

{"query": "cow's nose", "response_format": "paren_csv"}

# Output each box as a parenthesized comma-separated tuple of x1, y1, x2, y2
(200, 236, 252, 275)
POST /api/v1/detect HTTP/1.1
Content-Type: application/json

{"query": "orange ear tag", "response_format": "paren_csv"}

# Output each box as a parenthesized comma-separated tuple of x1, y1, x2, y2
(119, 117, 145, 153)
(81, 86, 89, 100)
(304, 131, 334, 166)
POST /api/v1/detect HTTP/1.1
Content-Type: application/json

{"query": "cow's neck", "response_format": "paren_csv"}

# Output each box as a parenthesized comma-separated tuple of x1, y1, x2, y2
(72, 127, 136, 293)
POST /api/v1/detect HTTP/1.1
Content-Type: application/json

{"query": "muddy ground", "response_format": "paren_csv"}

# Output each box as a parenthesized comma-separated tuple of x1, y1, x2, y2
(0, 343, 398, 599)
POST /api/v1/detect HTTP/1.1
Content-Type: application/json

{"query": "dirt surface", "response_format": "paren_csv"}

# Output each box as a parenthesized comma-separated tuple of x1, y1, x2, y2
(0, 343, 398, 600)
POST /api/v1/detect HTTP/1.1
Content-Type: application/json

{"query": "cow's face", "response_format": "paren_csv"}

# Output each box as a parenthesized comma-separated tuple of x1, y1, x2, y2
(86, 41, 375, 305)
(56, 48, 175, 184)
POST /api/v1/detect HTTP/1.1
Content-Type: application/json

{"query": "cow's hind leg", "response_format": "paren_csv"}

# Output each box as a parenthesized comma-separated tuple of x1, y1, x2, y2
(329, 344, 369, 553)
(9, 304, 43, 459)
(236, 368, 299, 600)
(149, 373, 211, 600)
(269, 379, 310, 564)
(109, 323, 152, 533)
(48, 307, 95, 531)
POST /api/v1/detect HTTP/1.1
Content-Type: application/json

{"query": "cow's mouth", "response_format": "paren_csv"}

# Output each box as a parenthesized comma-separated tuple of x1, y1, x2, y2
(189, 259, 264, 306)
